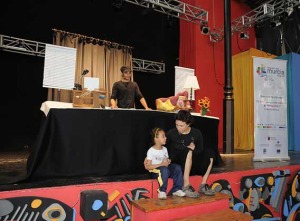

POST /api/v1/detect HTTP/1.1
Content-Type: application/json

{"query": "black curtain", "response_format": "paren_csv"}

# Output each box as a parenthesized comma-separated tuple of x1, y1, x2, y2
(256, 7, 300, 56)
(0, 0, 179, 151)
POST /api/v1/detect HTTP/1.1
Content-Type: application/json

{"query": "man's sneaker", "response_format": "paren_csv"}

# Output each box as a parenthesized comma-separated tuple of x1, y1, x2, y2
(199, 184, 215, 196)
(172, 189, 186, 197)
(182, 184, 200, 198)
(158, 191, 167, 200)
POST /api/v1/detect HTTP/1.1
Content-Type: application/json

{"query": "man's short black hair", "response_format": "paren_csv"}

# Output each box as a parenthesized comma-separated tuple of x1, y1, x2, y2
(120, 66, 131, 73)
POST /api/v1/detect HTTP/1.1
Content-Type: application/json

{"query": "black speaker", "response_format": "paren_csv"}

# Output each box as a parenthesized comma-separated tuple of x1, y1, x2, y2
(80, 190, 108, 221)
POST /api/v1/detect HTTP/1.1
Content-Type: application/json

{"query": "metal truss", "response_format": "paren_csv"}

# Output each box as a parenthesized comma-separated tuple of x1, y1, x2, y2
(132, 58, 165, 74)
(210, 0, 300, 42)
(124, 0, 208, 24)
(0, 34, 165, 74)
(0, 35, 46, 57)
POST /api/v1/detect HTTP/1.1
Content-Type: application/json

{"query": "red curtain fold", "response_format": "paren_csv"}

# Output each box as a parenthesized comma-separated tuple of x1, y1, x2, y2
(179, 19, 196, 69)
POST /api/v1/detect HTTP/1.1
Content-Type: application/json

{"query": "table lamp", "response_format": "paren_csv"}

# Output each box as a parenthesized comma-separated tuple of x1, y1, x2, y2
(183, 75, 200, 110)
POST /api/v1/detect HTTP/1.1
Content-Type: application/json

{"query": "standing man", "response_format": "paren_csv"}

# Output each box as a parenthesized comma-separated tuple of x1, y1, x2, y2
(110, 66, 151, 110)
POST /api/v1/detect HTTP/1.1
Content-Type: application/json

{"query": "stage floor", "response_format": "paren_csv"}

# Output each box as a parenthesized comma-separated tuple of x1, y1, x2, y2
(0, 149, 299, 192)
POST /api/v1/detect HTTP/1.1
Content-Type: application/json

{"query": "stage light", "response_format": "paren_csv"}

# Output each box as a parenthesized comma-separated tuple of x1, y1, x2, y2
(209, 32, 222, 42)
(200, 21, 210, 35)
(240, 32, 249, 40)
(284, 6, 294, 17)
(270, 18, 281, 28)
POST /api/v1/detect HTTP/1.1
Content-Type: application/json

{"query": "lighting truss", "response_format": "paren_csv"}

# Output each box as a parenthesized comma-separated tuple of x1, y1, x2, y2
(132, 58, 165, 74)
(0, 34, 165, 74)
(0, 35, 45, 57)
(210, 0, 300, 42)
(124, 0, 208, 24)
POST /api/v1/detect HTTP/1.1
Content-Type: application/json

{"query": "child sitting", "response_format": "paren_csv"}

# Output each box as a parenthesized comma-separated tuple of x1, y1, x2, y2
(144, 127, 186, 199)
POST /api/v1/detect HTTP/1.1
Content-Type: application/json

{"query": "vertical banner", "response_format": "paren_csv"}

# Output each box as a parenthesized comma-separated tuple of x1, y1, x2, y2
(253, 57, 289, 161)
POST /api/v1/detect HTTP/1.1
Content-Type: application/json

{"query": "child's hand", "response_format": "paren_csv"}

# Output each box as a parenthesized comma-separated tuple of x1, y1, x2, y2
(144, 157, 151, 170)
(162, 158, 171, 166)
(161, 160, 169, 166)
(144, 157, 150, 165)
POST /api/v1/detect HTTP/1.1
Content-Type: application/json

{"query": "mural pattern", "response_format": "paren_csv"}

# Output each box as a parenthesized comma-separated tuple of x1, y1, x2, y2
(0, 197, 74, 221)
(1, 169, 300, 221)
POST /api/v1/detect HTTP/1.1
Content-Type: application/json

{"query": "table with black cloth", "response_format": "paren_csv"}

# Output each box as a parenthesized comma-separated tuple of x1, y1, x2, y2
(26, 107, 223, 179)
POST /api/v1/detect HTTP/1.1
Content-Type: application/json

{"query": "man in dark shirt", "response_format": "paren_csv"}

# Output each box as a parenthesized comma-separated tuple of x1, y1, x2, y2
(110, 66, 151, 109)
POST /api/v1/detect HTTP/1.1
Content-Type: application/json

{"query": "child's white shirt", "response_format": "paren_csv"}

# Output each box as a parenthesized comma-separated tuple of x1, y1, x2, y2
(146, 146, 169, 165)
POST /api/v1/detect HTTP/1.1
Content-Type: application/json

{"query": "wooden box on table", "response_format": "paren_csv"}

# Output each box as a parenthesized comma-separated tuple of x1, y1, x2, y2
(72, 89, 106, 108)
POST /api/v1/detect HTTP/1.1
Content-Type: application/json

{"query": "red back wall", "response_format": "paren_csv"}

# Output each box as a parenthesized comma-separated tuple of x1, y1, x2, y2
(180, 0, 256, 151)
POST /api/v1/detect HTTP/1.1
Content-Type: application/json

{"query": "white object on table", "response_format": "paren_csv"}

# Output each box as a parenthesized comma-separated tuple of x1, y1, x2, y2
(40, 101, 73, 116)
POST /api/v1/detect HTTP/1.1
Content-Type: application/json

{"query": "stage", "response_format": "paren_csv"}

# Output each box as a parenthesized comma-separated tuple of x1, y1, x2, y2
(1, 150, 300, 221)
(1, 150, 300, 191)
(0, 150, 300, 191)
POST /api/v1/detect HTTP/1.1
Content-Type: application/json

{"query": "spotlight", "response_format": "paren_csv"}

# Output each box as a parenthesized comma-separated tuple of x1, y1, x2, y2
(240, 32, 249, 39)
(270, 18, 281, 28)
(209, 32, 221, 42)
(284, 6, 293, 17)
(200, 21, 210, 35)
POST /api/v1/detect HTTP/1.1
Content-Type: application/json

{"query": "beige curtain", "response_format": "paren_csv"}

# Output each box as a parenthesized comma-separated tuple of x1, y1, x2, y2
(232, 48, 276, 150)
(47, 30, 132, 106)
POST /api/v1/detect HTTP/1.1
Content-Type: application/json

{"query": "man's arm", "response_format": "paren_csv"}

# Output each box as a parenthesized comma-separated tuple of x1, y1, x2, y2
(110, 98, 118, 109)
(140, 98, 151, 110)
(134, 82, 151, 110)
(110, 83, 118, 108)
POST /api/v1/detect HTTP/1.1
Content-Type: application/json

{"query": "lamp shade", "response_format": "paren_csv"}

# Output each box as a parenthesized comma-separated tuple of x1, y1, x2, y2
(183, 75, 200, 90)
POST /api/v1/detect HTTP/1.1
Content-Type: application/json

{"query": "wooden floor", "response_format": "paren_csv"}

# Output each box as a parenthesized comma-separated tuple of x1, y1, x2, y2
(172, 209, 253, 221)
(130, 192, 236, 220)
(1, 149, 300, 191)
(131, 192, 230, 213)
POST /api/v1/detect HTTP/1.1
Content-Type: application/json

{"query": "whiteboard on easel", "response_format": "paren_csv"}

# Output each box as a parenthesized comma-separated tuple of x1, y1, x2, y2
(175, 66, 195, 97)
(43, 44, 77, 90)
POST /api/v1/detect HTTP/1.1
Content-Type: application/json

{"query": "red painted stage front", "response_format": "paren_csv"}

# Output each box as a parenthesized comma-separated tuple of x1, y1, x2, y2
(0, 165, 299, 221)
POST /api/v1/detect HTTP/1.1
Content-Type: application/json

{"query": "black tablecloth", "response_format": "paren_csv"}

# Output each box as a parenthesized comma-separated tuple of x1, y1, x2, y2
(27, 109, 222, 178)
